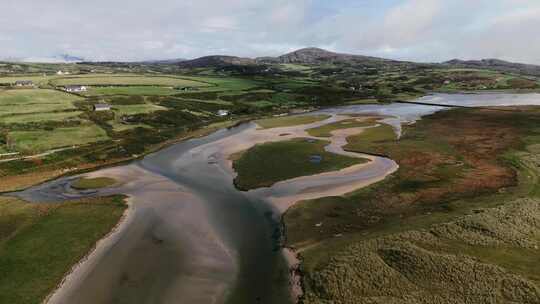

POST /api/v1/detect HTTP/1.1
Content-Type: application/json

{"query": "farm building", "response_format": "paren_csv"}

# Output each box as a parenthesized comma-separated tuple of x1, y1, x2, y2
(14, 80, 34, 87)
(217, 110, 229, 117)
(93, 104, 111, 111)
(64, 85, 88, 93)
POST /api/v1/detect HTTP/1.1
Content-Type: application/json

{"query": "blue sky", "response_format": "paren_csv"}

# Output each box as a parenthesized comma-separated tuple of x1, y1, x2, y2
(2, 0, 540, 64)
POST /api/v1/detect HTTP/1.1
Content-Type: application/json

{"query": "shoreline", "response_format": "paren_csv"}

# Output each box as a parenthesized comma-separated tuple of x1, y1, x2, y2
(44, 195, 135, 304)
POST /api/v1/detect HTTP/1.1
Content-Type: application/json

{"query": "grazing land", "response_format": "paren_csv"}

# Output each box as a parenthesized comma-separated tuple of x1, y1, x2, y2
(284, 107, 540, 304)
(232, 138, 365, 190)
(0, 89, 79, 116)
(255, 114, 330, 129)
(50, 75, 210, 87)
(9, 124, 109, 153)
(81, 86, 180, 96)
(1, 111, 83, 124)
(0, 195, 126, 304)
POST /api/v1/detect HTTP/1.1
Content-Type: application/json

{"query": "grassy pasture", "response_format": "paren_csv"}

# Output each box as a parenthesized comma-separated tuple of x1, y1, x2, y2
(0, 89, 80, 116)
(50, 75, 210, 87)
(0, 75, 57, 86)
(108, 121, 150, 132)
(112, 104, 166, 116)
(255, 114, 330, 129)
(9, 123, 109, 152)
(174, 77, 259, 92)
(82, 86, 180, 96)
(232, 138, 365, 190)
(0, 196, 126, 304)
(1, 111, 82, 124)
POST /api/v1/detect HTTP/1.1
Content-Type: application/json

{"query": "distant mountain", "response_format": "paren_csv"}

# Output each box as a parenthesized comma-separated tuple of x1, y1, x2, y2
(4, 53, 85, 63)
(55, 54, 85, 62)
(176, 55, 255, 68)
(257, 47, 391, 65)
(175, 47, 399, 69)
(443, 58, 540, 76)
(139, 58, 187, 64)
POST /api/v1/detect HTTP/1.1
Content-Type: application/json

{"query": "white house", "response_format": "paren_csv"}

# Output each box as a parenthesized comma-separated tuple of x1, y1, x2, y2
(64, 85, 88, 93)
(93, 104, 111, 111)
(217, 110, 229, 117)
(56, 70, 71, 75)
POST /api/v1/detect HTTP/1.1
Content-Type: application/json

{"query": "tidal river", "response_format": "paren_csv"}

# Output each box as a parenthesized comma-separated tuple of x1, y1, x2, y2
(14, 93, 540, 304)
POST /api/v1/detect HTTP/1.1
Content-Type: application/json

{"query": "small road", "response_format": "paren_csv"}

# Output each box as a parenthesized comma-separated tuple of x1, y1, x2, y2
(0, 146, 79, 163)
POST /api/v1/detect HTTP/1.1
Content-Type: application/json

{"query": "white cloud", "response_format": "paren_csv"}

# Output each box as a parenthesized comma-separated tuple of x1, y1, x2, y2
(1, 0, 540, 64)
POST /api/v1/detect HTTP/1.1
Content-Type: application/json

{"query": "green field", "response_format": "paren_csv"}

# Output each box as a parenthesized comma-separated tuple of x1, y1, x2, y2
(0, 75, 57, 86)
(50, 75, 210, 87)
(2, 111, 82, 124)
(112, 103, 166, 116)
(306, 117, 379, 137)
(82, 86, 180, 96)
(0, 89, 80, 116)
(255, 114, 331, 129)
(0, 196, 126, 304)
(9, 124, 109, 152)
(232, 138, 366, 190)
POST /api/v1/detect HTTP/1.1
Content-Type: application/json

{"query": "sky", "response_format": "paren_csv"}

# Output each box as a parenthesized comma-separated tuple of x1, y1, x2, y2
(2, 0, 540, 64)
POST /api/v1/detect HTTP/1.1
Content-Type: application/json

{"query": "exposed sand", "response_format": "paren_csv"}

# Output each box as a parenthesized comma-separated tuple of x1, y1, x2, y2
(36, 113, 398, 304)
(44, 165, 237, 304)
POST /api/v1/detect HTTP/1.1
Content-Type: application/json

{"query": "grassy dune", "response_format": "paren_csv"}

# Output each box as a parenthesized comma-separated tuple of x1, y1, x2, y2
(285, 107, 540, 304)
(232, 138, 365, 190)
(0, 196, 127, 304)
(255, 114, 330, 129)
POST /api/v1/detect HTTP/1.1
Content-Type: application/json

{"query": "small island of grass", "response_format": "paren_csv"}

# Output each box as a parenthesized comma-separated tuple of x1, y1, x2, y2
(71, 177, 118, 190)
(232, 138, 367, 190)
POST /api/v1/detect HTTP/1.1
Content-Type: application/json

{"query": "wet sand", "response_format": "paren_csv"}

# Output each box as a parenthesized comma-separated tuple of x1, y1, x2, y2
(46, 165, 237, 304)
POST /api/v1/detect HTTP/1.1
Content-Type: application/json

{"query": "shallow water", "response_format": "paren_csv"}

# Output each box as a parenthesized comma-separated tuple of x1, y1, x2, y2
(13, 93, 540, 304)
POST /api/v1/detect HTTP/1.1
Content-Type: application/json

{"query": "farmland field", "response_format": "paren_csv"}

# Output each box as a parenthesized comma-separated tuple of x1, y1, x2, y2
(50, 75, 211, 87)
(0, 75, 57, 86)
(2, 111, 82, 124)
(112, 103, 166, 116)
(9, 123, 109, 152)
(82, 86, 180, 96)
(0, 89, 80, 116)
